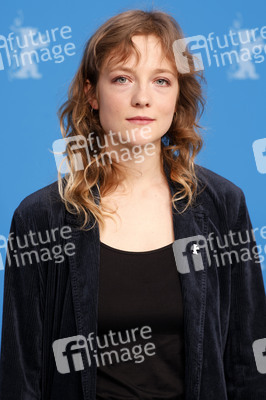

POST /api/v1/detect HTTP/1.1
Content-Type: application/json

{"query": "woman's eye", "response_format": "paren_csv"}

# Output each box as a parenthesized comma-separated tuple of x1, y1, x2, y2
(113, 76, 128, 84)
(112, 76, 170, 85)
(155, 78, 170, 86)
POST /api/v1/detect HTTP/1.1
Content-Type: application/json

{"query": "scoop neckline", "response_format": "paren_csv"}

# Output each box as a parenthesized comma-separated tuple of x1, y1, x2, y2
(100, 241, 173, 255)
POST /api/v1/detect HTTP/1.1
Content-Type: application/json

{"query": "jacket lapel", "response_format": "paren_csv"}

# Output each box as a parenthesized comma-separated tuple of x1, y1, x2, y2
(65, 171, 208, 400)
(65, 208, 100, 400)
(165, 164, 208, 399)
(171, 199, 208, 399)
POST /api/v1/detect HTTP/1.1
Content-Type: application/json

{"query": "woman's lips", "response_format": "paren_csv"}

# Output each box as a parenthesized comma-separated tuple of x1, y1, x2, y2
(126, 117, 155, 125)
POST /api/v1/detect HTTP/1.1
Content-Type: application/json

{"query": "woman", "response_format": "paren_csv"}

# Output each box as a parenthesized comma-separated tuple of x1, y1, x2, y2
(0, 9, 265, 400)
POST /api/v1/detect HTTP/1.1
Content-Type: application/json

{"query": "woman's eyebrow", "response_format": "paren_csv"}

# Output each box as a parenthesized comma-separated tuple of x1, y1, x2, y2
(107, 66, 176, 76)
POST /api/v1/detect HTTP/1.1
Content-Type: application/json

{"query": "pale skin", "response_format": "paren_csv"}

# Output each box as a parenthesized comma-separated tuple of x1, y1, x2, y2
(86, 34, 180, 251)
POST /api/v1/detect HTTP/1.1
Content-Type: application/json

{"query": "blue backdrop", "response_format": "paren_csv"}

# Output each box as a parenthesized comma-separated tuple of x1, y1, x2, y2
(1, 0, 266, 344)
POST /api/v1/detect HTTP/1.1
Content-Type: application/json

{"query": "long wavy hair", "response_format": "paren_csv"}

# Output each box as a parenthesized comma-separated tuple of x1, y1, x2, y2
(57, 9, 206, 230)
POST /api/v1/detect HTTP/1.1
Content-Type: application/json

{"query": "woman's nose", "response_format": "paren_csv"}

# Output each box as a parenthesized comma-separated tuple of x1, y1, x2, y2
(131, 85, 152, 107)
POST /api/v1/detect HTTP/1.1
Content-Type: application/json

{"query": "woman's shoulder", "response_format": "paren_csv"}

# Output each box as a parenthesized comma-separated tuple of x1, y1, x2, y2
(12, 166, 248, 229)
(194, 164, 247, 226)
(195, 163, 244, 199)
(13, 180, 65, 227)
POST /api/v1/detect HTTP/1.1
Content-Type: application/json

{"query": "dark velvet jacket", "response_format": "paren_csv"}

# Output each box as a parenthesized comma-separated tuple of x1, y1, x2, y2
(0, 163, 266, 400)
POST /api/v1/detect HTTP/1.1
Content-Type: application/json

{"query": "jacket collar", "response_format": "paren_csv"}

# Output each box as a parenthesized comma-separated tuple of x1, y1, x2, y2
(65, 163, 208, 400)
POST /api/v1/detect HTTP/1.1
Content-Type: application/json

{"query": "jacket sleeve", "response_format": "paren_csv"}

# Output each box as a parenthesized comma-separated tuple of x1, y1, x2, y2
(224, 190, 266, 399)
(0, 209, 43, 400)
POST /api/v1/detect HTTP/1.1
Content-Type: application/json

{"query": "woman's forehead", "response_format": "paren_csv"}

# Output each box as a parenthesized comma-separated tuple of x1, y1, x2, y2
(101, 37, 177, 73)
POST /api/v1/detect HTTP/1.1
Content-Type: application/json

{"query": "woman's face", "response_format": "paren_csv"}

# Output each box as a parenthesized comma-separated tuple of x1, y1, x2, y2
(89, 34, 179, 148)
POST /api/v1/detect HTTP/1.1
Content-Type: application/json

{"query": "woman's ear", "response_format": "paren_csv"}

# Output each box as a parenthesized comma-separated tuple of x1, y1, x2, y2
(84, 79, 99, 110)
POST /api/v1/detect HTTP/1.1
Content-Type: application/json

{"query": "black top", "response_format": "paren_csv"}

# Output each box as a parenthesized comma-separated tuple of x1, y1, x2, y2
(96, 241, 185, 400)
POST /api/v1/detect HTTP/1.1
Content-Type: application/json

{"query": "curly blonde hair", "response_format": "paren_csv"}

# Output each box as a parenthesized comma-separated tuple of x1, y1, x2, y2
(57, 9, 206, 230)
